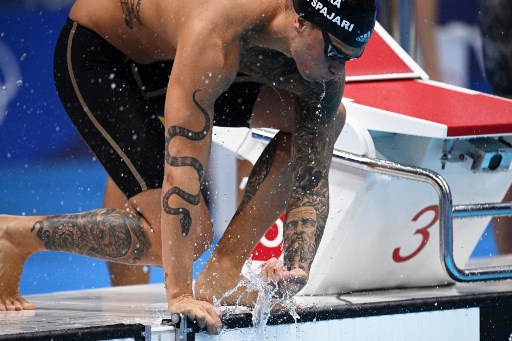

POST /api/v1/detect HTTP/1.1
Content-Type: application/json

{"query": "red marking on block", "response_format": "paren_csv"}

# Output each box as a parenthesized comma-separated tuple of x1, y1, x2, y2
(251, 213, 285, 261)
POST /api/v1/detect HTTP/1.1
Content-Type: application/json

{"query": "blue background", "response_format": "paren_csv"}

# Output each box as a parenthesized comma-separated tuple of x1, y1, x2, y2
(0, 1, 166, 294)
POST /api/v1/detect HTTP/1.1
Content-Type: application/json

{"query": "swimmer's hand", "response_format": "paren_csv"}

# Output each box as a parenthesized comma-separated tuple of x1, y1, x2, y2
(261, 257, 308, 298)
(167, 294, 222, 335)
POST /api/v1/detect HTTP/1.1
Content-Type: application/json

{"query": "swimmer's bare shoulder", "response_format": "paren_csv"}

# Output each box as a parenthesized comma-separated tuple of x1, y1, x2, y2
(68, 0, 279, 64)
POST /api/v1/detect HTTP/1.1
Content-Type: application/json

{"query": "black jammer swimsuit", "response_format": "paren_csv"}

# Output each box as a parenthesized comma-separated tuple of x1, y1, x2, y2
(54, 19, 263, 198)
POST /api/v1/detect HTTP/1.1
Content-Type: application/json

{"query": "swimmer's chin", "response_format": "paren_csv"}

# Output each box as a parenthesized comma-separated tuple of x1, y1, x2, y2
(299, 71, 331, 83)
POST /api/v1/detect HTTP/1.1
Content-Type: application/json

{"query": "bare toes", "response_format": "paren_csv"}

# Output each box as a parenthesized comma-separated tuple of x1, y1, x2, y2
(22, 301, 35, 310)
(0, 295, 35, 311)
(5, 303, 18, 311)
(11, 299, 25, 311)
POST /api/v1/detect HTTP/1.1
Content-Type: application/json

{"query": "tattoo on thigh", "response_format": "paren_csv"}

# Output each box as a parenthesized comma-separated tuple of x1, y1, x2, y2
(162, 90, 210, 237)
(120, 0, 143, 29)
(31, 209, 149, 263)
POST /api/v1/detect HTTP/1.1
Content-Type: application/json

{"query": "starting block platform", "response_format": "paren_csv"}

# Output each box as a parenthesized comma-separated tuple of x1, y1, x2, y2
(2, 266, 512, 341)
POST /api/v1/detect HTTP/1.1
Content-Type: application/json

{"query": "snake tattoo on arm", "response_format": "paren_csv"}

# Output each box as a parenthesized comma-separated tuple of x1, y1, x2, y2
(162, 90, 211, 237)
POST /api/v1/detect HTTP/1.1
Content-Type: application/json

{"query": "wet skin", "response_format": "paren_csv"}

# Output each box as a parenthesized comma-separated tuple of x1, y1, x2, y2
(0, 0, 359, 335)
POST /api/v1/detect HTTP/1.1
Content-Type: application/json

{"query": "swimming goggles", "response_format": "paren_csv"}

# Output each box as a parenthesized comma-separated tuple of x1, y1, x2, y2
(322, 30, 359, 62)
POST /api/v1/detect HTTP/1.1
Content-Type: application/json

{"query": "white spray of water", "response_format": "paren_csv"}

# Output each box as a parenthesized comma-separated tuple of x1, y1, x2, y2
(316, 82, 327, 117)
(213, 259, 300, 340)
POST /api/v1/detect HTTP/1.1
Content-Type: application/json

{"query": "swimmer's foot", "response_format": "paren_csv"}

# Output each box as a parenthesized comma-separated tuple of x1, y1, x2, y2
(0, 215, 36, 311)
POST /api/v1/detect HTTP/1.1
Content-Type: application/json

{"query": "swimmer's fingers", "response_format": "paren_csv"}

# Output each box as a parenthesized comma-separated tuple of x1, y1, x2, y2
(281, 268, 308, 283)
(184, 304, 221, 335)
(276, 269, 308, 298)
(261, 258, 286, 282)
(168, 295, 222, 335)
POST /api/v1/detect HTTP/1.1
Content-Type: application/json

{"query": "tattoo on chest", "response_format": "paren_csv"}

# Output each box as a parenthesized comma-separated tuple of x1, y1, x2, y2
(121, 0, 143, 29)
(31, 209, 149, 263)
(162, 90, 211, 237)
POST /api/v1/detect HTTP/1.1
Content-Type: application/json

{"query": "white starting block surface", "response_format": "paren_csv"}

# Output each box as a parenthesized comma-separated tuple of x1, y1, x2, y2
(2, 262, 512, 341)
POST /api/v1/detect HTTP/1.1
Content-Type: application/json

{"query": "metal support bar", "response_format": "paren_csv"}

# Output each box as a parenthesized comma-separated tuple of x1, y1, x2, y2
(453, 203, 512, 219)
(331, 149, 512, 283)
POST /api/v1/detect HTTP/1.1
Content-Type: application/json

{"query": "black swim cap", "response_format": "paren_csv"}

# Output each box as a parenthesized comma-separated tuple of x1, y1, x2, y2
(292, 0, 376, 48)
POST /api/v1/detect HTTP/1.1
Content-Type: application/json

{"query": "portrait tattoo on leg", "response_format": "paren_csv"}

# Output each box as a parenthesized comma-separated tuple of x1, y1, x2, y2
(162, 90, 211, 237)
(31, 209, 149, 263)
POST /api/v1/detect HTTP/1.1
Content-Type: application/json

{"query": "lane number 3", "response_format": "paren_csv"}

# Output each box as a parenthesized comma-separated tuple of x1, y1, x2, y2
(392, 205, 439, 263)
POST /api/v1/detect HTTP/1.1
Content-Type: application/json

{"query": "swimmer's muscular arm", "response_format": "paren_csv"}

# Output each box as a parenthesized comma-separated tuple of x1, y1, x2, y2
(285, 92, 340, 275)
(240, 47, 343, 278)
(159, 21, 239, 325)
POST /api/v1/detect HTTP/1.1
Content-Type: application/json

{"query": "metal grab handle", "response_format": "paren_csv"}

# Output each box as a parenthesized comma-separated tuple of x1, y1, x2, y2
(162, 314, 199, 341)
(331, 149, 512, 282)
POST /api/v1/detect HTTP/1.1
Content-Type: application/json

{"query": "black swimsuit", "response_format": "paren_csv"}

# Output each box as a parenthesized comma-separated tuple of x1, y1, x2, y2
(54, 19, 263, 198)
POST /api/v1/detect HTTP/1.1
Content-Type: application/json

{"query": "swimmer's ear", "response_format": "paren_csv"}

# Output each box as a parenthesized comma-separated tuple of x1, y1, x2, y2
(294, 14, 308, 32)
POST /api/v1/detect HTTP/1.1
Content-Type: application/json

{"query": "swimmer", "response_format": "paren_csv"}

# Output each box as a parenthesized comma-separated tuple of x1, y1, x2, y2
(0, 0, 376, 334)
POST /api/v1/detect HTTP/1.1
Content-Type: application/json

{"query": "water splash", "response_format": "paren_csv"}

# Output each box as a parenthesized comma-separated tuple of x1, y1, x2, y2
(214, 260, 300, 339)
(316, 82, 327, 117)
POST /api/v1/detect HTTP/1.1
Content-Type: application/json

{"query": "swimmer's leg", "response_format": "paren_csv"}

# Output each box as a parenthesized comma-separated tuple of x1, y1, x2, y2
(103, 177, 151, 286)
(0, 188, 213, 311)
